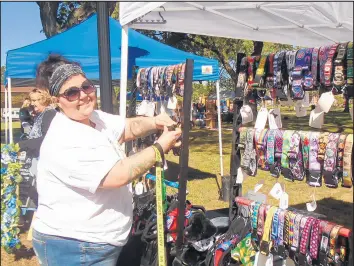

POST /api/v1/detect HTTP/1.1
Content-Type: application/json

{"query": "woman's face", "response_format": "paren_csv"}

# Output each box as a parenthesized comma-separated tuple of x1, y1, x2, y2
(30, 93, 46, 114)
(57, 74, 96, 123)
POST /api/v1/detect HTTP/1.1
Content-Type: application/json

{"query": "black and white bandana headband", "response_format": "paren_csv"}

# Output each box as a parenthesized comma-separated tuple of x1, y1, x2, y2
(49, 64, 84, 96)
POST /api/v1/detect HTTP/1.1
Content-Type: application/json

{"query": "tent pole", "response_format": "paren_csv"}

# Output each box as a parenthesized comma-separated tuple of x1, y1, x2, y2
(216, 81, 224, 177)
(97, 2, 113, 114)
(4, 86, 8, 144)
(8, 78, 13, 143)
(120, 25, 129, 151)
(176, 59, 194, 255)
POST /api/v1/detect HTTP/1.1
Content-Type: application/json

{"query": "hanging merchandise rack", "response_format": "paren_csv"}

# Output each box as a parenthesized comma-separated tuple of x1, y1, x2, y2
(227, 43, 353, 266)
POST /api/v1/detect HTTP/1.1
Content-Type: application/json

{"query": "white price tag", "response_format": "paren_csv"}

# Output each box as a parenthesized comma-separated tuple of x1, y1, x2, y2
(302, 92, 310, 107)
(254, 179, 264, 192)
(135, 182, 144, 195)
(236, 167, 244, 184)
(268, 108, 282, 129)
(296, 105, 307, 117)
(167, 96, 178, 109)
(279, 192, 289, 210)
(240, 105, 254, 124)
(309, 106, 325, 129)
(269, 183, 284, 200)
(306, 194, 317, 212)
(255, 107, 268, 129)
(317, 92, 335, 113)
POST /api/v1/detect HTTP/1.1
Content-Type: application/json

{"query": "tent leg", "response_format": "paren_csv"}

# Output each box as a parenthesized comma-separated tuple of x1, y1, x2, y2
(97, 2, 113, 114)
(216, 81, 224, 177)
(120, 25, 129, 150)
(8, 78, 13, 143)
(4, 86, 8, 144)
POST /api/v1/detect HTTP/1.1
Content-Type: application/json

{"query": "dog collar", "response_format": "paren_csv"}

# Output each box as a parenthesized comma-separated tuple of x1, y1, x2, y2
(324, 44, 339, 89)
(311, 47, 320, 88)
(260, 206, 278, 256)
(257, 204, 266, 239)
(266, 129, 276, 165)
(281, 130, 295, 181)
(345, 42, 353, 96)
(288, 131, 305, 181)
(319, 45, 331, 86)
(323, 133, 341, 188)
(342, 134, 353, 188)
(298, 217, 316, 265)
(255, 129, 269, 171)
(332, 42, 348, 94)
(308, 132, 322, 187)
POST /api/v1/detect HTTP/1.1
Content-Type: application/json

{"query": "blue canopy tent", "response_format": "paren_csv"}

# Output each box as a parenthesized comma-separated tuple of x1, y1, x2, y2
(5, 14, 219, 87)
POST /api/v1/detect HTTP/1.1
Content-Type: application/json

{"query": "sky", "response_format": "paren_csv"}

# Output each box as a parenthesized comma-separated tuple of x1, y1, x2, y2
(1, 2, 45, 66)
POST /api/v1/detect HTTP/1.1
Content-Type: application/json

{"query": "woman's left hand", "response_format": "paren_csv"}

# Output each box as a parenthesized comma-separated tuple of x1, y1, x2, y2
(154, 113, 176, 130)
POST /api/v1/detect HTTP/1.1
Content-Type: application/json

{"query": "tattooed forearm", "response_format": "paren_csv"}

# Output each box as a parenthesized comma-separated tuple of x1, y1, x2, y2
(100, 146, 156, 188)
(124, 117, 157, 141)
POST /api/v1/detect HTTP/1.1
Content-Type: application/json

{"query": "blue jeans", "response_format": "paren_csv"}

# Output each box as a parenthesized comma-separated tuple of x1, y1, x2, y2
(32, 229, 123, 266)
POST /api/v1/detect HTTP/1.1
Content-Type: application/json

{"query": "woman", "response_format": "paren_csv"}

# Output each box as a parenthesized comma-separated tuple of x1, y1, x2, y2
(31, 54, 181, 266)
(19, 98, 33, 134)
(18, 89, 57, 158)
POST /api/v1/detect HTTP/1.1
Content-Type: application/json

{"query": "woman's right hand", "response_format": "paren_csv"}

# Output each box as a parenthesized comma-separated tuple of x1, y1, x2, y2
(156, 126, 182, 153)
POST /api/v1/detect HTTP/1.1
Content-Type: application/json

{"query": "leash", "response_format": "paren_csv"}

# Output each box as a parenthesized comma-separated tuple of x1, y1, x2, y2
(151, 144, 167, 266)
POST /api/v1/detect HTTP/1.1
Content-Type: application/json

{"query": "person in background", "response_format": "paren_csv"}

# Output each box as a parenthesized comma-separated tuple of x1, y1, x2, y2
(18, 89, 57, 158)
(31, 54, 181, 266)
(19, 98, 33, 134)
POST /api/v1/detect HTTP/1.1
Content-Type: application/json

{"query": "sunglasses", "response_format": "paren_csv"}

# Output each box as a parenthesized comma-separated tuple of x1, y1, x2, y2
(58, 81, 96, 102)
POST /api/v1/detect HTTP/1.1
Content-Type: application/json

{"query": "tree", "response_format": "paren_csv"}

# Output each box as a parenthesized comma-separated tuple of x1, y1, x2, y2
(1, 66, 5, 85)
(37, 2, 119, 38)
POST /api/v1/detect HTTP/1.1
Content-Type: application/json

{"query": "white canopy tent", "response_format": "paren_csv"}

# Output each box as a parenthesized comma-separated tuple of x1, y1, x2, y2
(119, 1, 353, 177)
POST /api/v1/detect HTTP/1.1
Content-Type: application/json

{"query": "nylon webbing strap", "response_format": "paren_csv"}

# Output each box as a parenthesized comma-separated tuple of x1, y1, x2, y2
(346, 42, 353, 96)
(324, 44, 339, 89)
(288, 131, 305, 181)
(323, 133, 341, 188)
(266, 53, 275, 91)
(319, 45, 331, 86)
(336, 134, 347, 186)
(329, 225, 342, 264)
(253, 55, 267, 87)
(151, 146, 167, 266)
(333, 42, 348, 94)
(308, 132, 322, 187)
(311, 47, 320, 88)
(260, 206, 278, 256)
(342, 134, 353, 187)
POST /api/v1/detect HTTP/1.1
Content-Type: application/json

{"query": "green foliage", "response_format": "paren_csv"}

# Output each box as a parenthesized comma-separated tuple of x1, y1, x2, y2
(37, 2, 119, 37)
(192, 82, 215, 101)
(1, 66, 5, 85)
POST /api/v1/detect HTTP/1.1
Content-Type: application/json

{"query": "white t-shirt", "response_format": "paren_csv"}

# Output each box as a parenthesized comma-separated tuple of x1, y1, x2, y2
(33, 110, 133, 246)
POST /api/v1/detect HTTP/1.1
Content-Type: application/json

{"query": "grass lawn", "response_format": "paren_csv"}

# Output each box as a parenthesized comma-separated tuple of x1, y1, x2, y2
(1, 108, 353, 266)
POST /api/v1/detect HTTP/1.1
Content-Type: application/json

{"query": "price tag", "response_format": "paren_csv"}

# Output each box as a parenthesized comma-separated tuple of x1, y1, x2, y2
(240, 105, 254, 124)
(279, 192, 289, 210)
(317, 92, 335, 113)
(295, 105, 307, 117)
(268, 108, 282, 129)
(269, 183, 283, 200)
(135, 182, 144, 195)
(306, 194, 317, 212)
(255, 108, 268, 129)
(254, 179, 264, 192)
(167, 96, 177, 109)
(309, 106, 324, 129)
(236, 167, 244, 184)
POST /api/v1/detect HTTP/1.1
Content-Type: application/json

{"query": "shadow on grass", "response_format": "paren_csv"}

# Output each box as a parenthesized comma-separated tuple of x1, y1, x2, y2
(164, 160, 217, 181)
(291, 197, 353, 229)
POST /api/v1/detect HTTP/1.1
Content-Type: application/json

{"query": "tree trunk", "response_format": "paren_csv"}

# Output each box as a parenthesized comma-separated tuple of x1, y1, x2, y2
(37, 2, 59, 38)
(251, 41, 264, 56)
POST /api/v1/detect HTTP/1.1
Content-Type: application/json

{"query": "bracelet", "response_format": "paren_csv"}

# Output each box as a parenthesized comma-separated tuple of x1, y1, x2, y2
(152, 143, 165, 163)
